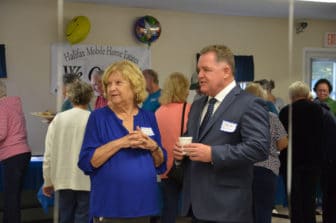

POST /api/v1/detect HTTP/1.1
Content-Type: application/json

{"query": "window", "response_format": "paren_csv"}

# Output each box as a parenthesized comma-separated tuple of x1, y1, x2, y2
(311, 59, 336, 99)
(303, 48, 336, 99)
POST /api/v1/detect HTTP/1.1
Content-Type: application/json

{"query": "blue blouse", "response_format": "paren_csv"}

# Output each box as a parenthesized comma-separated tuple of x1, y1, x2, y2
(78, 106, 167, 220)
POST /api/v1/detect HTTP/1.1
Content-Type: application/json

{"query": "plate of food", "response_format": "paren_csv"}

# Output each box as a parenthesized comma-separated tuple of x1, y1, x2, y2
(31, 111, 56, 119)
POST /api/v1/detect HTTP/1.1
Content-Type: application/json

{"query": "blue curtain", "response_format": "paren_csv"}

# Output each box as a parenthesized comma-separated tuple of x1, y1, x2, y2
(0, 44, 7, 78)
(234, 55, 254, 82)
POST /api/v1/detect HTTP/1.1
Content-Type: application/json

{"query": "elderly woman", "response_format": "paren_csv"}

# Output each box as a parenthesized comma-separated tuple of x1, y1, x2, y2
(78, 60, 167, 223)
(245, 83, 288, 223)
(0, 80, 31, 223)
(155, 72, 191, 223)
(313, 78, 336, 116)
(88, 66, 107, 109)
(43, 80, 93, 223)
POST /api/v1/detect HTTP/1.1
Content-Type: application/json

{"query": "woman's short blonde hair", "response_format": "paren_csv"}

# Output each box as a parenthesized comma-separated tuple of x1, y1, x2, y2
(0, 80, 6, 98)
(288, 81, 310, 101)
(159, 72, 190, 105)
(102, 60, 147, 104)
(245, 82, 267, 100)
(67, 80, 94, 106)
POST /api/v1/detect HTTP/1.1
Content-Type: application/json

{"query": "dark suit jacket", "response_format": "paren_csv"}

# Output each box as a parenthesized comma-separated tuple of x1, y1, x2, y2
(279, 99, 324, 173)
(315, 101, 336, 163)
(181, 86, 270, 222)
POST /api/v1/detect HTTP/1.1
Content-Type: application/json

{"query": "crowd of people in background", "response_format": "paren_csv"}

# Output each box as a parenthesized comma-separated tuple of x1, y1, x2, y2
(1, 44, 336, 223)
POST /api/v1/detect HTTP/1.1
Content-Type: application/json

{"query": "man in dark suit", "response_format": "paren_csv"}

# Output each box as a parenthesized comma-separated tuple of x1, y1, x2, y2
(173, 45, 270, 223)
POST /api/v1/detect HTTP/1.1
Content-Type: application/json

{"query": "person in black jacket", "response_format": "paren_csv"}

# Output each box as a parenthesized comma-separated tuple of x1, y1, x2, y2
(279, 81, 324, 223)
(314, 100, 336, 223)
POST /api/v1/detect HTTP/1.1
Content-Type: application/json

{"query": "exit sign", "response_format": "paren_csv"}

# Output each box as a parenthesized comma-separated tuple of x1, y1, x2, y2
(325, 32, 336, 48)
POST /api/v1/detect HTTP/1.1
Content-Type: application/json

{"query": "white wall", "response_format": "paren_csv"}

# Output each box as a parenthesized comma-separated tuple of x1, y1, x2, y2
(1, 0, 335, 154)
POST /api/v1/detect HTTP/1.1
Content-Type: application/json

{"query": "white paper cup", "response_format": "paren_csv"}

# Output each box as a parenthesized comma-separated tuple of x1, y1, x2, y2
(179, 136, 192, 155)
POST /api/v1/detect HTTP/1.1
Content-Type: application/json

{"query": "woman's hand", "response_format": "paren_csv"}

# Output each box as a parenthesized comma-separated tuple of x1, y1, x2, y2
(91, 126, 163, 168)
(42, 185, 54, 197)
(128, 126, 158, 151)
(128, 126, 164, 167)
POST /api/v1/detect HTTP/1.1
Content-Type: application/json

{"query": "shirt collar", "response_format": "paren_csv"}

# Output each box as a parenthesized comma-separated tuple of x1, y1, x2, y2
(210, 80, 236, 103)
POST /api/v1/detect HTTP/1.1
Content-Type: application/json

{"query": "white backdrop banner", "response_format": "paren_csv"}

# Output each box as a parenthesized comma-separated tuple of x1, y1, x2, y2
(51, 43, 151, 94)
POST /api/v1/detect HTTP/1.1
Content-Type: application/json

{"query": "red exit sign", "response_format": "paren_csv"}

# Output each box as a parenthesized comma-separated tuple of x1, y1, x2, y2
(325, 32, 336, 48)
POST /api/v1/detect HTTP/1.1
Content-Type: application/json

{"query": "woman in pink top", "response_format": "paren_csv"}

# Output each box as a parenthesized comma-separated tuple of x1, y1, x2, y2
(155, 72, 191, 223)
(0, 80, 31, 223)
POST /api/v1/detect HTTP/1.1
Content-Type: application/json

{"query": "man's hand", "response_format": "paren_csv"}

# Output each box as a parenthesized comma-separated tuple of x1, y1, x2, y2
(183, 143, 212, 163)
(173, 142, 185, 161)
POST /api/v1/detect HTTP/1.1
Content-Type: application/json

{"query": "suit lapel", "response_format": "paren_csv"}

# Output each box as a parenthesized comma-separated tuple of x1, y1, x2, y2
(198, 86, 242, 140)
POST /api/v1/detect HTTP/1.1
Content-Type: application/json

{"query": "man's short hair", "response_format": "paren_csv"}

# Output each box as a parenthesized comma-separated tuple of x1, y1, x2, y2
(199, 45, 235, 74)
(143, 69, 159, 84)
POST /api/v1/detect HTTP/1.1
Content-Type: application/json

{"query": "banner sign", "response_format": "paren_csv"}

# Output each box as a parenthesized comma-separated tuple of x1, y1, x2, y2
(51, 43, 151, 94)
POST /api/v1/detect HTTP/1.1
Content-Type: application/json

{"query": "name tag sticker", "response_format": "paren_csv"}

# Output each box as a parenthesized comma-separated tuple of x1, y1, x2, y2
(141, 127, 155, 136)
(220, 120, 237, 133)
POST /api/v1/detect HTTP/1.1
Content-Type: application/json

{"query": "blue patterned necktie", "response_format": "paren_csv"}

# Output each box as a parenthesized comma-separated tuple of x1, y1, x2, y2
(199, 98, 217, 136)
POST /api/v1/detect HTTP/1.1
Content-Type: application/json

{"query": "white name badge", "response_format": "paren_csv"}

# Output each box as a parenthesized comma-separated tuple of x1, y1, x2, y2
(220, 120, 237, 133)
(140, 127, 155, 136)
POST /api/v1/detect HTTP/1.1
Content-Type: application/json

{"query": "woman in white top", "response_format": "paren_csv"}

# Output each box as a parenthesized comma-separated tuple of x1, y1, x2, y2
(43, 80, 93, 223)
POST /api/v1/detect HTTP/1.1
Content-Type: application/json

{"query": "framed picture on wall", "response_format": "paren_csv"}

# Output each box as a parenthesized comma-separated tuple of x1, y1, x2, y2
(0, 44, 7, 78)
